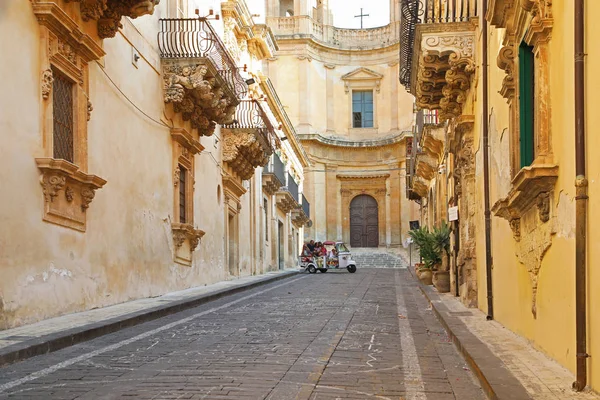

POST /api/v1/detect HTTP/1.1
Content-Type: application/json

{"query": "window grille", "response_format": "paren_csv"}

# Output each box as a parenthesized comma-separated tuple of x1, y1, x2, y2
(352, 90, 374, 128)
(179, 165, 187, 223)
(52, 68, 74, 162)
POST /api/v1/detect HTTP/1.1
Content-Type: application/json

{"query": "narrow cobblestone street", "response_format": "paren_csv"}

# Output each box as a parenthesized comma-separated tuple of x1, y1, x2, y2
(0, 269, 484, 399)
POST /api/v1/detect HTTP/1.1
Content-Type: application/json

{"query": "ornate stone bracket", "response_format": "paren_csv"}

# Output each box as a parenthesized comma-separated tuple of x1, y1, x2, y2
(172, 223, 205, 252)
(162, 61, 237, 137)
(222, 129, 272, 180)
(491, 164, 558, 318)
(262, 172, 283, 195)
(61, 0, 160, 39)
(291, 207, 310, 228)
(275, 190, 297, 213)
(412, 27, 476, 121)
(36, 158, 106, 231)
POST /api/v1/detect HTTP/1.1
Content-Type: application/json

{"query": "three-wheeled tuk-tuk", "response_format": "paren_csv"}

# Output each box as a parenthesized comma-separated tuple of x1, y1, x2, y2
(299, 241, 357, 273)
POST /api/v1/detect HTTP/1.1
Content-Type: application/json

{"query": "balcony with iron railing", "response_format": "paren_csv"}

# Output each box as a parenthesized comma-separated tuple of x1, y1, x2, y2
(158, 17, 248, 137)
(292, 193, 311, 227)
(275, 171, 300, 214)
(262, 152, 285, 195)
(399, 0, 477, 122)
(222, 100, 280, 180)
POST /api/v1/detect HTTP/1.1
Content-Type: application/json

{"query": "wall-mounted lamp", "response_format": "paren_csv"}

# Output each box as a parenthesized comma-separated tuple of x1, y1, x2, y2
(280, 136, 288, 141)
(245, 78, 256, 85)
(195, 8, 220, 20)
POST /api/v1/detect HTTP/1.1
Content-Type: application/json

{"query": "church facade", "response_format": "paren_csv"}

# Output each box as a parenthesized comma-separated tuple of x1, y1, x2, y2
(264, 0, 418, 247)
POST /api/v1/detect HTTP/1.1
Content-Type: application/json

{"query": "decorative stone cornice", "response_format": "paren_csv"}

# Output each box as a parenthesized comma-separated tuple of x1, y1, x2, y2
(59, 0, 159, 39)
(36, 158, 106, 231)
(172, 223, 205, 251)
(171, 128, 204, 155)
(162, 60, 237, 137)
(32, 2, 106, 61)
(411, 24, 476, 121)
(491, 164, 558, 221)
(341, 67, 384, 94)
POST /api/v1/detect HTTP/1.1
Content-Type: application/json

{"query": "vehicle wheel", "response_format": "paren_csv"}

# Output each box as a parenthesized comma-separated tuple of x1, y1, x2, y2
(319, 268, 327, 273)
(307, 265, 317, 274)
(347, 265, 357, 273)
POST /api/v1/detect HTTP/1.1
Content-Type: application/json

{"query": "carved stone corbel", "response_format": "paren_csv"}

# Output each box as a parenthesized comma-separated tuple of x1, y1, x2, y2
(41, 68, 53, 99)
(509, 218, 521, 241)
(162, 62, 237, 137)
(536, 192, 550, 223)
(40, 173, 66, 203)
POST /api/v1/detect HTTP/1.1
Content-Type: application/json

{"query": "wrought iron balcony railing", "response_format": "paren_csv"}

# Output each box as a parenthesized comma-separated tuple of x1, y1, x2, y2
(301, 194, 310, 219)
(158, 18, 247, 99)
(287, 173, 299, 204)
(223, 100, 279, 151)
(264, 152, 286, 189)
(399, 0, 477, 90)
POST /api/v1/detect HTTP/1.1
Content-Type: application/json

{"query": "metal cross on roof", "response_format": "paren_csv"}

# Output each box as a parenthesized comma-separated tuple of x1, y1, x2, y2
(354, 8, 370, 29)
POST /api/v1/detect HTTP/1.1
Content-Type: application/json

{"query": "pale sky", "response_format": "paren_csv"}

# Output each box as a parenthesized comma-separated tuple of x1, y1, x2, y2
(329, 0, 390, 29)
(241, 0, 391, 29)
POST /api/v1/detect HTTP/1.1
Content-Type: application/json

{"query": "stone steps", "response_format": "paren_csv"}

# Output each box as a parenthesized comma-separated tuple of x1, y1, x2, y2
(351, 251, 407, 269)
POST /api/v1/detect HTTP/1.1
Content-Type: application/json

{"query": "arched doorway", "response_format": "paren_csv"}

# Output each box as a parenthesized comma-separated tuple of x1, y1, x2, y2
(350, 195, 379, 247)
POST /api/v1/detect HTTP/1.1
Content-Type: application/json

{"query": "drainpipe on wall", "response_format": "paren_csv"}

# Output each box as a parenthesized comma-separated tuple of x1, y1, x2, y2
(573, 0, 588, 391)
(482, 0, 494, 320)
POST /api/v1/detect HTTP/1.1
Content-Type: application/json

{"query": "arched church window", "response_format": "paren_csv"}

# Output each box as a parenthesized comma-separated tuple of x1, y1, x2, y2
(286, 9, 294, 16)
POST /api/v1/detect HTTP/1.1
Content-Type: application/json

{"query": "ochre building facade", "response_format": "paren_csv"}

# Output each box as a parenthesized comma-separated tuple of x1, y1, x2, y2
(403, 0, 600, 392)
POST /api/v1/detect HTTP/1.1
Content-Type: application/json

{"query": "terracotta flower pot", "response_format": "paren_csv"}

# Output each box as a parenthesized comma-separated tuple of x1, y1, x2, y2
(414, 263, 424, 277)
(418, 268, 433, 285)
(433, 270, 451, 293)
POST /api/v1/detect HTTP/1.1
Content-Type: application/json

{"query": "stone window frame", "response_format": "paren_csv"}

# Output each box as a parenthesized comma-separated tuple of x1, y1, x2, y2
(341, 67, 383, 133)
(34, 3, 107, 232)
(492, 0, 554, 179)
(490, 0, 557, 228)
(171, 128, 205, 265)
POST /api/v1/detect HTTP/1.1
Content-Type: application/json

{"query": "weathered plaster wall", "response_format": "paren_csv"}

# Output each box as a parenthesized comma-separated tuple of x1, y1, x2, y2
(472, 0, 600, 390)
(0, 0, 300, 329)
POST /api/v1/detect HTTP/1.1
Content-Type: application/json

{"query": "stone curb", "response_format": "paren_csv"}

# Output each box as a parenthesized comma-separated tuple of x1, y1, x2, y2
(0, 270, 300, 367)
(406, 266, 532, 400)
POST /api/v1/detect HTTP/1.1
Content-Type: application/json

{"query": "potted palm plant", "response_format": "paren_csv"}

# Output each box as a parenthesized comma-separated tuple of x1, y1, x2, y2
(409, 227, 438, 285)
(408, 227, 428, 278)
(432, 222, 451, 292)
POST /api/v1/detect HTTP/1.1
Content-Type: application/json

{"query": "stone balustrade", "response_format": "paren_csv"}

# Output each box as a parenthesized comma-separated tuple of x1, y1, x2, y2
(267, 16, 400, 49)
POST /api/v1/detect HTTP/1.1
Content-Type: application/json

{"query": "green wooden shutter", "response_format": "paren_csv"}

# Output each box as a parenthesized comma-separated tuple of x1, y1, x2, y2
(519, 42, 535, 168)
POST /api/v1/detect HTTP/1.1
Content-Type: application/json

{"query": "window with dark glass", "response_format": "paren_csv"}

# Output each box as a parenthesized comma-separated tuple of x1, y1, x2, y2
(352, 90, 374, 128)
(179, 165, 187, 224)
(519, 42, 535, 168)
(52, 68, 74, 162)
(264, 198, 269, 241)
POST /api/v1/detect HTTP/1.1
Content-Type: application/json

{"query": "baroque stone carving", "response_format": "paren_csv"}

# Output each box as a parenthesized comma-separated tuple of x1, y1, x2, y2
(162, 62, 237, 137)
(537, 192, 550, 222)
(64, 0, 160, 38)
(173, 165, 180, 187)
(222, 130, 272, 181)
(65, 186, 74, 202)
(41, 68, 53, 99)
(172, 223, 205, 251)
(413, 29, 476, 121)
(80, 187, 95, 211)
(87, 100, 93, 121)
(36, 158, 107, 231)
(41, 174, 67, 203)
(510, 218, 521, 241)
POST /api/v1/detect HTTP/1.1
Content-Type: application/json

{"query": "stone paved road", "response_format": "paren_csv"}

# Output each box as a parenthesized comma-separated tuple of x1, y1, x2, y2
(0, 269, 485, 399)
